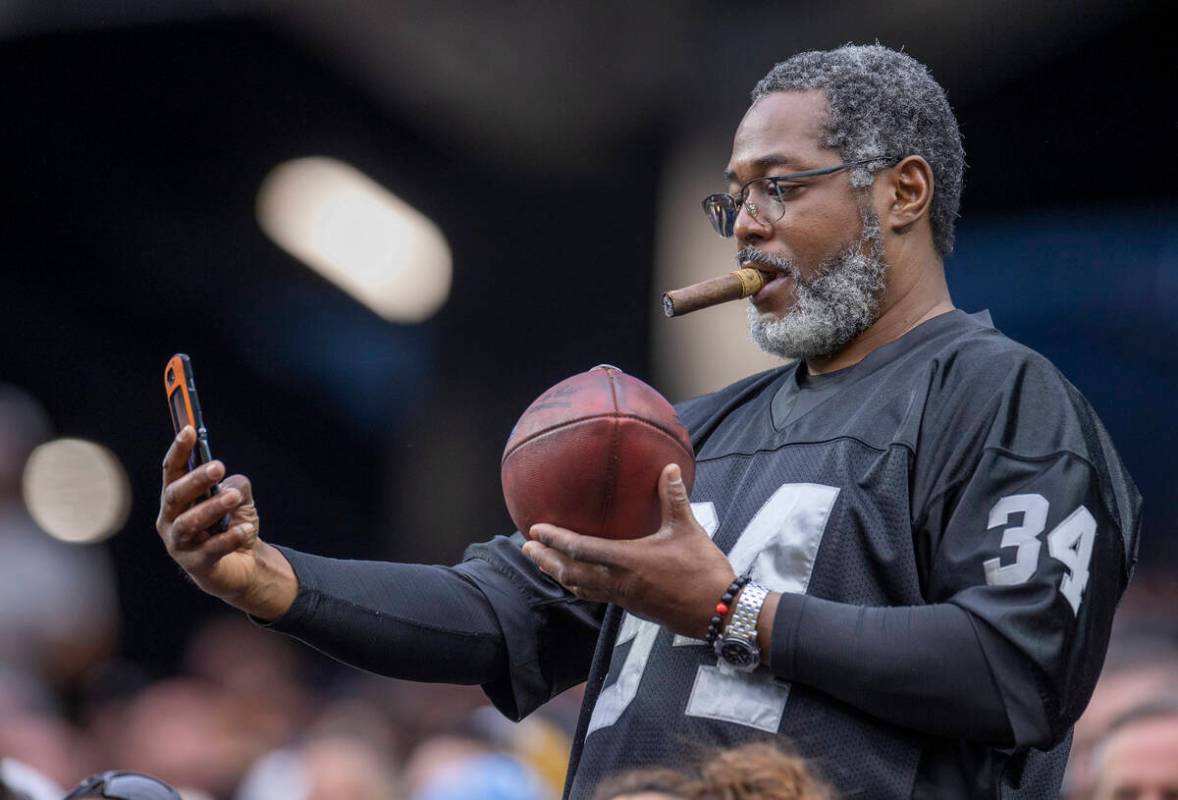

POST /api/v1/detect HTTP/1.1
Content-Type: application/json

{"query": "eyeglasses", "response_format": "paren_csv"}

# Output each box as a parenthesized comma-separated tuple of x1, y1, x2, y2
(63, 772, 182, 800)
(702, 156, 898, 237)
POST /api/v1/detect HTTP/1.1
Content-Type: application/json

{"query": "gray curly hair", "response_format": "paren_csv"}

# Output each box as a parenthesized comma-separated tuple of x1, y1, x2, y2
(752, 44, 964, 256)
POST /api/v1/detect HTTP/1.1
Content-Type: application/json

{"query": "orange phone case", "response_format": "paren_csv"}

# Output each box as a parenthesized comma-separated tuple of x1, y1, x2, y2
(164, 353, 228, 531)
(165, 354, 199, 437)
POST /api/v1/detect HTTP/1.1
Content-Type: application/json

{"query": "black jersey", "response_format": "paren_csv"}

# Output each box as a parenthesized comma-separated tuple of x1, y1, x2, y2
(461, 309, 1140, 799)
(268, 309, 1139, 799)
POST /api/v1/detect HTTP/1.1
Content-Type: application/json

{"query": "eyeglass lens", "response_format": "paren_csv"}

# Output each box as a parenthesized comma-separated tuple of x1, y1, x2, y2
(743, 179, 790, 226)
(704, 178, 791, 238)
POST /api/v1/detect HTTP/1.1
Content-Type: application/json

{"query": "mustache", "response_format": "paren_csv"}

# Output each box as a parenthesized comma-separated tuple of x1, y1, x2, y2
(736, 247, 795, 277)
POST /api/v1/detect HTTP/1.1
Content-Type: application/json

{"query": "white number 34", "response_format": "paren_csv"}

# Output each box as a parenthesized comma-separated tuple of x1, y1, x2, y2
(982, 493, 1096, 614)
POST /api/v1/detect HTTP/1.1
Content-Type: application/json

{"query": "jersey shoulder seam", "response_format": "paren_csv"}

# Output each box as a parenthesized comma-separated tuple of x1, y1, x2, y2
(921, 444, 1107, 515)
(696, 434, 896, 464)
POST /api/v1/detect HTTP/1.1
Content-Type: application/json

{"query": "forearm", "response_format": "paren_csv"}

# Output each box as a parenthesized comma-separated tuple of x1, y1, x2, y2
(761, 593, 1017, 744)
(258, 546, 509, 685)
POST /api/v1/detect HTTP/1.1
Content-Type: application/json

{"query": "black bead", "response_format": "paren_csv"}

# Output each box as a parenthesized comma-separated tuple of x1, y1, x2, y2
(708, 576, 754, 646)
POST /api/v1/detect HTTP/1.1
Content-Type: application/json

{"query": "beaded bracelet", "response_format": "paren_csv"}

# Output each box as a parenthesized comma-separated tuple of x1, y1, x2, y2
(704, 574, 750, 647)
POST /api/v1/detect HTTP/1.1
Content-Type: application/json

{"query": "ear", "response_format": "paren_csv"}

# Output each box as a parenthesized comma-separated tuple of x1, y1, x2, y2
(883, 155, 934, 235)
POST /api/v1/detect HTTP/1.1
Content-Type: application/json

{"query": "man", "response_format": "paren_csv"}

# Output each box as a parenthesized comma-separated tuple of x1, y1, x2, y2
(1089, 699, 1178, 800)
(157, 45, 1141, 798)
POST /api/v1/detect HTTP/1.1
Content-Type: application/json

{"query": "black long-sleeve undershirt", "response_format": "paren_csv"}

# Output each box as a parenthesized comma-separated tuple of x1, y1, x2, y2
(261, 540, 1040, 745)
(769, 592, 1029, 745)
(263, 547, 509, 685)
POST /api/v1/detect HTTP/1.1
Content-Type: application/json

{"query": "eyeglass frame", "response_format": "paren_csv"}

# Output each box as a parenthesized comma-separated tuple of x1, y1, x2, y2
(701, 155, 901, 238)
(62, 772, 182, 800)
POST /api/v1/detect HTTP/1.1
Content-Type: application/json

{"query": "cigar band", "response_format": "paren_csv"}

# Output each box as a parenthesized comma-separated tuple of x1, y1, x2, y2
(736, 268, 766, 297)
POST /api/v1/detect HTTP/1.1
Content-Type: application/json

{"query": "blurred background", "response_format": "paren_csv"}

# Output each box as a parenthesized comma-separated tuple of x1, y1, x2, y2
(0, 1, 1174, 797)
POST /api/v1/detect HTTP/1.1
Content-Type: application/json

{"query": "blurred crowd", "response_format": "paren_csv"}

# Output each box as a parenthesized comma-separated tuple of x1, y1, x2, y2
(1, 609, 580, 799)
(0, 384, 578, 799)
(2, 381, 1176, 799)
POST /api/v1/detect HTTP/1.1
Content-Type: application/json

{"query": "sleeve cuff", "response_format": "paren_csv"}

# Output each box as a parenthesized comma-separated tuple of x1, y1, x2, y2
(247, 544, 318, 632)
(768, 591, 807, 680)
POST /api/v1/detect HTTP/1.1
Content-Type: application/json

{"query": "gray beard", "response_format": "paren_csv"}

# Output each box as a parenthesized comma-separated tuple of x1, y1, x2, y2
(742, 208, 887, 361)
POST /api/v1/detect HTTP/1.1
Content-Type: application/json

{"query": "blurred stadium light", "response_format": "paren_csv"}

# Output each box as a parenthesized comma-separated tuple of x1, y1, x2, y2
(22, 438, 131, 544)
(257, 156, 452, 323)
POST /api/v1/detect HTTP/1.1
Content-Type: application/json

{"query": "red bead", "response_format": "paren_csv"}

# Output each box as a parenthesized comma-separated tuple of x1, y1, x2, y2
(715, 602, 729, 615)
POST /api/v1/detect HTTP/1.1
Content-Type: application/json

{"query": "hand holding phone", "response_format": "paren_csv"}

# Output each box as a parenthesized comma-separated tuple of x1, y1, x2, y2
(157, 356, 297, 618)
(164, 354, 228, 532)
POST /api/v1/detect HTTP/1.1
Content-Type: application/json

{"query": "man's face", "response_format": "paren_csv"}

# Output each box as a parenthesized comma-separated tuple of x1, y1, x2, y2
(1093, 714, 1178, 800)
(725, 90, 887, 360)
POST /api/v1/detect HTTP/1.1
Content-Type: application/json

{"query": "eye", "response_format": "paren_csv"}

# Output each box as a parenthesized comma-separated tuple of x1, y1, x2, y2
(767, 179, 804, 201)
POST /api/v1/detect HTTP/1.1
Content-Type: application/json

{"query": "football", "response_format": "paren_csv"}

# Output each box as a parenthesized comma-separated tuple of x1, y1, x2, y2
(501, 365, 695, 540)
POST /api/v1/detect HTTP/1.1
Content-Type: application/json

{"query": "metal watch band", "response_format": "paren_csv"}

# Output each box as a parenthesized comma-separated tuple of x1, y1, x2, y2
(724, 581, 768, 644)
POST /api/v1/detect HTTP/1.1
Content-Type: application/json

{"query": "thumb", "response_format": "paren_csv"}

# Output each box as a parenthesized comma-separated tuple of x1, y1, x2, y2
(658, 462, 694, 528)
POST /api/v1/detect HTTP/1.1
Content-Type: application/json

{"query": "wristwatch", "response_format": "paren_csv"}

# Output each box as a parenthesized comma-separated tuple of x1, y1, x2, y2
(714, 581, 769, 672)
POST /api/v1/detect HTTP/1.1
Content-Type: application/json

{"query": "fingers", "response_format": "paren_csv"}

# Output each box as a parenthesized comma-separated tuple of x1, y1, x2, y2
(527, 524, 618, 565)
(170, 485, 244, 549)
(219, 474, 254, 506)
(199, 522, 255, 562)
(522, 540, 611, 598)
(160, 460, 225, 523)
(521, 539, 565, 581)
(161, 426, 196, 487)
(524, 525, 623, 601)
(658, 463, 693, 526)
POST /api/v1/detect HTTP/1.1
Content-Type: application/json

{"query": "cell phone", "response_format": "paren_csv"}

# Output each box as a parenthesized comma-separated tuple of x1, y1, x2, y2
(164, 353, 228, 532)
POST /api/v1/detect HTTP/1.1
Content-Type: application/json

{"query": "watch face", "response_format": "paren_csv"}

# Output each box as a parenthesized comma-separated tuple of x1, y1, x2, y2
(718, 639, 758, 669)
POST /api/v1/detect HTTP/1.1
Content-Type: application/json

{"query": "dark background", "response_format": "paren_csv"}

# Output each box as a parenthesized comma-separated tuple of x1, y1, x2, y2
(0, 1, 1172, 676)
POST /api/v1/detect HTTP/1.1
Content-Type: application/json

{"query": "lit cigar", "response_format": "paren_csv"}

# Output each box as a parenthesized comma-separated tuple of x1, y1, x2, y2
(662, 267, 767, 318)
